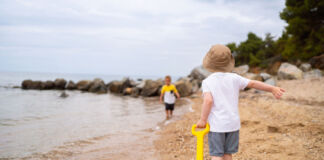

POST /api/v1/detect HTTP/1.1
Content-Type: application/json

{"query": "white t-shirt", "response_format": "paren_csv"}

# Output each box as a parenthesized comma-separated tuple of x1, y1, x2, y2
(202, 72, 250, 132)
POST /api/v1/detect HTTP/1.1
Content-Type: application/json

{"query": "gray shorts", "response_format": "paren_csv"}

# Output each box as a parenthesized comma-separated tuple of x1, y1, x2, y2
(208, 130, 239, 157)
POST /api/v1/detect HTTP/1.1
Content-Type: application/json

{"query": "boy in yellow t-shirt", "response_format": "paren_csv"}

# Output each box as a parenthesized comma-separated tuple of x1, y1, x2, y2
(160, 75, 180, 119)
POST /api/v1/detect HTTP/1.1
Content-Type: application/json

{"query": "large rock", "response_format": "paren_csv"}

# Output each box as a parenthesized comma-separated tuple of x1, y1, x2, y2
(66, 80, 77, 90)
(260, 73, 271, 81)
(40, 80, 55, 90)
(141, 80, 163, 97)
(300, 63, 311, 72)
(309, 54, 324, 69)
(191, 79, 200, 93)
(233, 65, 249, 76)
(243, 73, 262, 81)
(188, 66, 211, 81)
(131, 87, 141, 97)
(264, 78, 276, 86)
(278, 63, 303, 80)
(88, 78, 107, 93)
(267, 61, 281, 75)
(175, 79, 192, 97)
(122, 87, 133, 95)
(107, 81, 123, 93)
(54, 78, 67, 89)
(22, 80, 42, 89)
(303, 69, 323, 79)
(76, 80, 92, 91)
(120, 78, 133, 91)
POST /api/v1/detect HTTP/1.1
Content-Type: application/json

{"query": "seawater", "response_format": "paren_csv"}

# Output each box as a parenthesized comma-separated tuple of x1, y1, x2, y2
(0, 72, 189, 159)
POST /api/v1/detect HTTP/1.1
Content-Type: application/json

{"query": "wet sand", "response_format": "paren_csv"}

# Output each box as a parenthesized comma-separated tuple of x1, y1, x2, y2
(154, 78, 324, 160)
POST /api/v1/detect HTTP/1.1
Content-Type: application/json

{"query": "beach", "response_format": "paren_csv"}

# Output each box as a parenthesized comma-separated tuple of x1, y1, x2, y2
(0, 71, 190, 160)
(154, 77, 324, 160)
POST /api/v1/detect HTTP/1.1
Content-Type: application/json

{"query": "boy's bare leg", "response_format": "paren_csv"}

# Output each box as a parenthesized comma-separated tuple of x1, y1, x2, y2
(165, 110, 169, 119)
(211, 156, 223, 160)
(223, 154, 232, 160)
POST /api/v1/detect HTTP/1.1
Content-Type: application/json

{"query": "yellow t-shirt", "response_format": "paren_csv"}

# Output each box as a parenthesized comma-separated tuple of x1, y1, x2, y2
(161, 84, 178, 104)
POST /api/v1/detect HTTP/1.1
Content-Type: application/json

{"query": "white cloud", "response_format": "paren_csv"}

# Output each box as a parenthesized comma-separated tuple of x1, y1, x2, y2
(0, 0, 286, 76)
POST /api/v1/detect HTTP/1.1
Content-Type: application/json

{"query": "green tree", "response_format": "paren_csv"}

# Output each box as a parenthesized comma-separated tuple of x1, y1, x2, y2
(236, 32, 264, 66)
(280, 0, 324, 60)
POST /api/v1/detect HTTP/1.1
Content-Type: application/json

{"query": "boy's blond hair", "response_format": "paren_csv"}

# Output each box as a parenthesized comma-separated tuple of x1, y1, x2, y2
(165, 75, 171, 81)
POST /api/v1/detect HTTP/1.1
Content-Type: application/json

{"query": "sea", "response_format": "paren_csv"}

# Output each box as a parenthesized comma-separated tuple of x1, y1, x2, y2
(0, 71, 190, 160)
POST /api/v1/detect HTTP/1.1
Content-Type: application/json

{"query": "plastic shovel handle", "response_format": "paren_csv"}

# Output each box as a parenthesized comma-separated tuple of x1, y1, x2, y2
(191, 123, 210, 160)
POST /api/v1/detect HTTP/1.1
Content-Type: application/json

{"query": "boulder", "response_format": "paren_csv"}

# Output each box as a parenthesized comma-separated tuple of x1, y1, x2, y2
(267, 61, 281, 75)
(120, 78, 134, 91)
(76, 80, 92, 91)
(303, 69, 323, 79)
(300, 63, 311, 72)
(131, 87, 141, 97)
(66, 80, 77, 90)
(141, 80, 163, 97)
(59, 91, 69, 98)
(88, 78, 107, 93)
(54, 78, 67, 89)
(191, 79, 200, 93)
(21, 80, 42, 89)
(135, 80, 146, 89)
(107, 81, 123, 93)
(243, 73, 262, 81)
(41, 80, 55, 89)
(260, 73, 271, 81)
(309, 54, 324, 69)
(264, 78, 276, 86)
(188, 66, 211, 81)
(123, 87, 133, 95)
(175, 79, 193, 97)
(233, 65, 249, 76)
(278, 63, 303, 80)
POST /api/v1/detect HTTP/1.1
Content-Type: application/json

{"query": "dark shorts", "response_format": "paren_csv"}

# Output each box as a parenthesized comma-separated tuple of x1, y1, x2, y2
(165, 103, 174, 111)
(208, 130, 239, 157)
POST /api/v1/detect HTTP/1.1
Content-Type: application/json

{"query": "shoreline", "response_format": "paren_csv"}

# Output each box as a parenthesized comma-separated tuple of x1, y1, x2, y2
(154, 78, 324, 160)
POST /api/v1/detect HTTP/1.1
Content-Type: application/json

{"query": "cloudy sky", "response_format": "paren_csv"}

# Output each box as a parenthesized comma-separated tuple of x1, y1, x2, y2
(0, 0, 286, 77)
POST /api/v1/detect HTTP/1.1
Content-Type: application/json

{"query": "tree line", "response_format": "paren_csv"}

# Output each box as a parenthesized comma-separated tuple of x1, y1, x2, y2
(227, 0, 323, 68)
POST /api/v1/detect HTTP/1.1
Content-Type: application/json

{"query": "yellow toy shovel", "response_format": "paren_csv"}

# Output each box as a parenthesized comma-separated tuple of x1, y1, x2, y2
(192, 123, 210, 160)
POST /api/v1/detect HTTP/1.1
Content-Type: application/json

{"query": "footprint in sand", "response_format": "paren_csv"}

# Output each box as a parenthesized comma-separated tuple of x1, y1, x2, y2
(241, 120, 260, 127)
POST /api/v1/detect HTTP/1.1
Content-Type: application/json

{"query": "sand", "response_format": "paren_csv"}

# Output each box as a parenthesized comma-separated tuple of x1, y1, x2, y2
(154, 78, 324, 160)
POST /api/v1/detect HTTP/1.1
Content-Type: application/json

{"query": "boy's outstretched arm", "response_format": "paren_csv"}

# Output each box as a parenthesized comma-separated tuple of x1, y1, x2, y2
(247, 80, 285, 99)
(196, 92, 213, 128)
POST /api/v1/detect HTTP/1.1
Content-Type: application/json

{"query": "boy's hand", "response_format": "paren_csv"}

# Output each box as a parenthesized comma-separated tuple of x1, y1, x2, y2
(271, 87, 285, 99)
(196, 119, 207, 128)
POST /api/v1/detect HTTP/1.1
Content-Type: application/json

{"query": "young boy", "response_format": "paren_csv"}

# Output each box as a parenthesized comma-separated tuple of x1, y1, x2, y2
(160, 76, 180, 119)
(196, 44, 285, 160)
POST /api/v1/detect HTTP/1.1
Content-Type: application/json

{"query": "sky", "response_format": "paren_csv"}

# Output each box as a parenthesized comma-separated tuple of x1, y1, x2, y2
(0, 0, 286, 77)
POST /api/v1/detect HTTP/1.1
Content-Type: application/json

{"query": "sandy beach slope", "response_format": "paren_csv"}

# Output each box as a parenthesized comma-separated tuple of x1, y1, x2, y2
(154, 78, 324, 160)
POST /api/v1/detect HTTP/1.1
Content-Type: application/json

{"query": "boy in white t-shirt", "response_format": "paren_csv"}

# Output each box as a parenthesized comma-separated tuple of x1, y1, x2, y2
(196, 44, 285, 160)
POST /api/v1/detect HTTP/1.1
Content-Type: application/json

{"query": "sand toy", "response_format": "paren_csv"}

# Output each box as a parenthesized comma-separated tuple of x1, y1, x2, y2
(192, 123, 210, 160)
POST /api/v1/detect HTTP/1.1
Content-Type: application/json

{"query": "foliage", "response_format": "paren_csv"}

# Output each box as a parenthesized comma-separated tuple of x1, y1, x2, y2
(226, 32, 277, 67)
(226, 0, 324, 67)
(280, 0, 324, 60)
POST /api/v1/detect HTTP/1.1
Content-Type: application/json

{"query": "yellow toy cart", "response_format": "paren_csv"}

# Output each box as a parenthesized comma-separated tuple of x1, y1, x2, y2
(192, 123, 210, 160)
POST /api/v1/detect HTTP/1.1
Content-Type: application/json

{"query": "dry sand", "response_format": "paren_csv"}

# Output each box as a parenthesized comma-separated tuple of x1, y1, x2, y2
(154, 78, 324, 160)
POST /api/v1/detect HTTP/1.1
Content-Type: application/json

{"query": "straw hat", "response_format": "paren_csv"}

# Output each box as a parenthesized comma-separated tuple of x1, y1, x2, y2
(203, 44, 235, 72)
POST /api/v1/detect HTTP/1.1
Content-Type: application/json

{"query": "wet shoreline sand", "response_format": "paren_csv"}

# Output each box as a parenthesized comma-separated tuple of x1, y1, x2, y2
(154, 78, 324, 160)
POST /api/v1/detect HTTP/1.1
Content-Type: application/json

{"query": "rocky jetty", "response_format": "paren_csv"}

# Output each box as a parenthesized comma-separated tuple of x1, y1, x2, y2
(20, 61, 323, 97)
